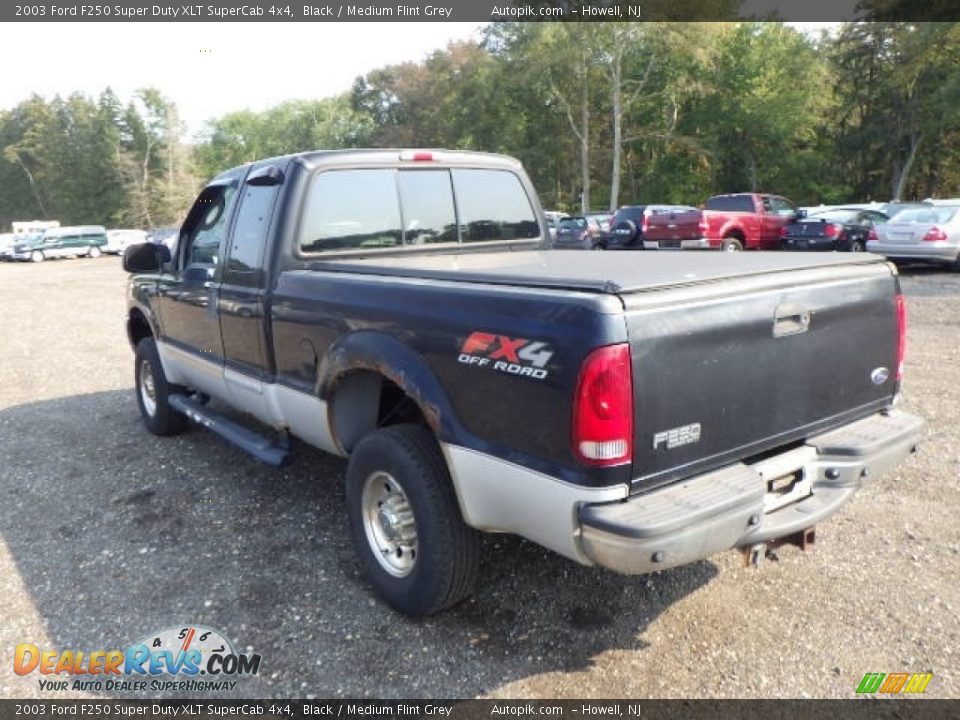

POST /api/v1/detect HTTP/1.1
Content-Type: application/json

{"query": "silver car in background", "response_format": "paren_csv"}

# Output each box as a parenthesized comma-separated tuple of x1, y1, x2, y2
(868, 205, 960, 269)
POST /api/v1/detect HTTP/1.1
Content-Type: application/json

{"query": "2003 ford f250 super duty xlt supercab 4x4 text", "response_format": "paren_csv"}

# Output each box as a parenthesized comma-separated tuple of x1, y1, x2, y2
(124, 149, 923, 616)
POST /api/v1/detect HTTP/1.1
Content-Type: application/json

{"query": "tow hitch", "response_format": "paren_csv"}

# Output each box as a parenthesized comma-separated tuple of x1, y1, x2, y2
(742, 527, 816, 567)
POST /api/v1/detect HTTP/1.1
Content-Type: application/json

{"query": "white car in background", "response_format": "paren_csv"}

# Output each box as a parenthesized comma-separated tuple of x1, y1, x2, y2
(105, 229, 147, 255)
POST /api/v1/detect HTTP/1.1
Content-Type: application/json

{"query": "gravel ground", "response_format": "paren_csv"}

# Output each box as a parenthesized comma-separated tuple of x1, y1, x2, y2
(0, 257, 956, 700)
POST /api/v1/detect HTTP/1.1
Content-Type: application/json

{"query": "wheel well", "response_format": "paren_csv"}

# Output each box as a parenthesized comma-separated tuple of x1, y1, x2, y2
(330, 371, 430, 453)
(127, 309, 153, 349)
(725, 229, 745, 241)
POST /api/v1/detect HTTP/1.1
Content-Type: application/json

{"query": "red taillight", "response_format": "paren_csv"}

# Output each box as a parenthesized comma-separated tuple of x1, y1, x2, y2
(641, 213, 649, 234)
(823, 223, 840, 238)
(698, 216, 709, 236)
(868, 228, 878, 242)
(923, 227, 947, 242)
(896, 293, 906, 382)
(572, 343, 633, 467)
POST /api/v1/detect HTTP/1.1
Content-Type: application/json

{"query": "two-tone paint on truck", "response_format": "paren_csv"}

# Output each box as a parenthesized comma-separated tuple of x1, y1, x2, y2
(124, 149, 923, 616)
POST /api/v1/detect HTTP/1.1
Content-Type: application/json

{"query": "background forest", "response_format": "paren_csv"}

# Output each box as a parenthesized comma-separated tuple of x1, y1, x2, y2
(1, 21, 959, 230)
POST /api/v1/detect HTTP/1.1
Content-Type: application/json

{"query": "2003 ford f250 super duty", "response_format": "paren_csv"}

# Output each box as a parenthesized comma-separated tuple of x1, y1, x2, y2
(124, 149, 923, 616)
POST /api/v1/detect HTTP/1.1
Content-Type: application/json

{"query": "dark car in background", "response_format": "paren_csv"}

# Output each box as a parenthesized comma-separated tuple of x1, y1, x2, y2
(552, 215, 607, 250)
(9, 225, 107, 262)
(781, 208, 889, 253)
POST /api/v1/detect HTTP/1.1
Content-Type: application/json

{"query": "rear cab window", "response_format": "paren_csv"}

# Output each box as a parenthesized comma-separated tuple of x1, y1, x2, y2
(297, 166, 539, 255)
(705, 195, 756, 213)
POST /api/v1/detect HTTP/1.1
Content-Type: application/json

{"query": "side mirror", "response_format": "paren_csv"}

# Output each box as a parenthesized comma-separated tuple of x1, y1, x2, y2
(123, 242, 171, 274)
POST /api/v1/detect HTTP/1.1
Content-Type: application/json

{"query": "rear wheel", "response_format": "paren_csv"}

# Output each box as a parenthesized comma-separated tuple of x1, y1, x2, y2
(134, 337, 190, 436)
(88, 246, 101, 259)
(849, 240, 865, 252)
(721, 237, 744, 252)
(30, 250, 44, 263)
(346, 424, 479, 616)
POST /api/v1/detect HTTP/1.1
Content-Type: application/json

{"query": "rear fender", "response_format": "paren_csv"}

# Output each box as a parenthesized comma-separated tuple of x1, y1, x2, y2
(316, 330, 463, 445)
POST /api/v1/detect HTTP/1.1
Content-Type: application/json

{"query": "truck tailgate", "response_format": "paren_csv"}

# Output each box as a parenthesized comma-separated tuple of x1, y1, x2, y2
(622, 261, 900, 491)
(645, 209, 702, 242)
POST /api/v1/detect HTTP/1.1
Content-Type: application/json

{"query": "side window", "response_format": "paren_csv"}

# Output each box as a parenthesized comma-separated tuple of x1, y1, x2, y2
(761, 197, 774, 213)
(771, 197, 796, 217)
(397, 170, 457, 244)
(451, 169, 539, 243)
(299, 169, 401, 253)
(224, 183, 279, 287)
(181, 182, 239, 269)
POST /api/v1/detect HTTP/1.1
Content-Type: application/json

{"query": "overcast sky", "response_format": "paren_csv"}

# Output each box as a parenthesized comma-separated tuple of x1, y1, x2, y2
(0, 22, 485, 138)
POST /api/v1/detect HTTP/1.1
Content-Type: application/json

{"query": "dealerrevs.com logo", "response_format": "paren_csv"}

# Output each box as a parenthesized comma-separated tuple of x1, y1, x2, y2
(14, 625, 261, 693)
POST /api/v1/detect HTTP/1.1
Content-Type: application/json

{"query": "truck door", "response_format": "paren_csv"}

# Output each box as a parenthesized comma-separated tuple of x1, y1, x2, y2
(156, 170, 244, 395)
(218, 164, 284, 380)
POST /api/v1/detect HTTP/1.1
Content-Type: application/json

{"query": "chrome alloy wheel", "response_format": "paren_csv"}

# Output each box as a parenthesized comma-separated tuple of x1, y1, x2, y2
(139, 360, 158, 417)
(360, 471, 418, 577)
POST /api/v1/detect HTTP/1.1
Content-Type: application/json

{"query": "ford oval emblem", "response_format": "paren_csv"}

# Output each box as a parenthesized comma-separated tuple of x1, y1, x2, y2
(871, 367, 890, 385)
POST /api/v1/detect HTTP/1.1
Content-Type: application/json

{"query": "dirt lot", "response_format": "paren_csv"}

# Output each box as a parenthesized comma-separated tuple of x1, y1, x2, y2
(0, 257, 957, 700)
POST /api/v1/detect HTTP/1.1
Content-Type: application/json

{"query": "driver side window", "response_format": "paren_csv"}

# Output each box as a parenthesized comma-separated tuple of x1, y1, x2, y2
(181, 182, 239, 269)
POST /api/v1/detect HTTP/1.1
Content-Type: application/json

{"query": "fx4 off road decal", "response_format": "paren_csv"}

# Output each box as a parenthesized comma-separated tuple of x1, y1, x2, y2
(458, 332, 554, 380)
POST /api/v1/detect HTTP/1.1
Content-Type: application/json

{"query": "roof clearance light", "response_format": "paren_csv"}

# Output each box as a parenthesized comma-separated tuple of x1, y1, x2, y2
(400, 151, 435, 162)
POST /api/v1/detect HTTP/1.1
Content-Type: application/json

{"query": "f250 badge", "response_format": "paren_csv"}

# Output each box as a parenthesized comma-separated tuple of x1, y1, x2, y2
(653, 422, 702, 450)
(458, 332, 554, 380)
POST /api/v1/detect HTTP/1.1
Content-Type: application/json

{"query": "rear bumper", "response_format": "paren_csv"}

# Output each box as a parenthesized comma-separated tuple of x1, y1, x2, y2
(867, 241, 959, 264)
(578, 409, 924, 575)
(643, 238, 710, 250)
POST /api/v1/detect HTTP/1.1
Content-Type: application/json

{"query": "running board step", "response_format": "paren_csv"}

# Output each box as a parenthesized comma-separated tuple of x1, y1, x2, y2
(168, 394, 290, 466)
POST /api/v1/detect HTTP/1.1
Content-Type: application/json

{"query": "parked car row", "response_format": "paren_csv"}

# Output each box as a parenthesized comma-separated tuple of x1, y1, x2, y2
(1, 226, 170, 262)
(549, 194, 960, 270)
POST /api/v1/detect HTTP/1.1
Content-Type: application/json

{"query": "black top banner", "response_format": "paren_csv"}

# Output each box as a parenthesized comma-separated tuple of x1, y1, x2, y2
(4, 0, 959, 22)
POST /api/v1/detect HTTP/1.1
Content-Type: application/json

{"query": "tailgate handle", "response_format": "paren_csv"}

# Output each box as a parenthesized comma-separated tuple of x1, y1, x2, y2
(773, 304, 811, 337)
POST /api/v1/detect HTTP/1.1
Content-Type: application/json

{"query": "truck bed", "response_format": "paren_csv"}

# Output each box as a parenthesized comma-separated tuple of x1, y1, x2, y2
(305, 250, 891, 295)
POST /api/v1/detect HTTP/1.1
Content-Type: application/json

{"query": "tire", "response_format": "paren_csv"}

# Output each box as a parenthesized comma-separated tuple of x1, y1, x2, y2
(849, 240, 865, 252)
(134, 337, 190, 436)
(346, 424, 480, 616)
(88, 246, 101, 259)
(30, 250, 45, 263)
(721, 237, 744, 252)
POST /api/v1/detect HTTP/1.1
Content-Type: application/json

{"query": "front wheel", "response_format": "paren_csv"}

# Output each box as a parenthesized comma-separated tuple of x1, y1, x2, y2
(346, 424, 479, 616)
(134, 338, 190, 436)
(30, 250, 45, 263)
(88, 246, 101, 259)
(721, 237, 744, 252)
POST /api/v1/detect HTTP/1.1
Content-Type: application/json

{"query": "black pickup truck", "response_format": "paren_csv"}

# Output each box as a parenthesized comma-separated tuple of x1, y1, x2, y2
(124, 149, 923, 616)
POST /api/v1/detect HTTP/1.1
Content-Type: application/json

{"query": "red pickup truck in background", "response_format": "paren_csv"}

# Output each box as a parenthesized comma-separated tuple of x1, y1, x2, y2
(639, 193, 801, 251)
